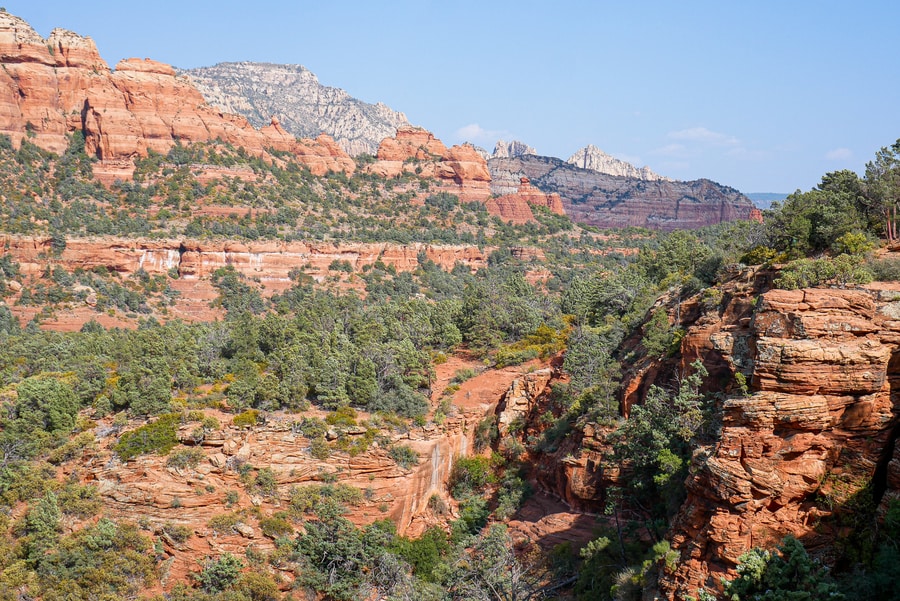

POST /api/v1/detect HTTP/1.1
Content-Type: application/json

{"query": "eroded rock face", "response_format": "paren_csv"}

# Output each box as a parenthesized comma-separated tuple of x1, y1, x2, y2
(492, 139, 536, 159)
(653, 284, 900, 598)
(496, 369, 554, 437)
(0, 13, 354, 175)
(367, 126, 492, 202)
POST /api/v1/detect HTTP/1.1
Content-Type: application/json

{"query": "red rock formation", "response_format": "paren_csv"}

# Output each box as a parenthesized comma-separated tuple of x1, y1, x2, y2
(484, 177, 566, 223)
(484, 195, 535, 224)
(368, 126, 491, 202)
(0, 13, 354, 175)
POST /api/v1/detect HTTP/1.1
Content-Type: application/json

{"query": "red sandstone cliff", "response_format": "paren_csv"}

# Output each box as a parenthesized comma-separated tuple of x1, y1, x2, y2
(606, 269, 900, 598)
(0, 13, 354, 175)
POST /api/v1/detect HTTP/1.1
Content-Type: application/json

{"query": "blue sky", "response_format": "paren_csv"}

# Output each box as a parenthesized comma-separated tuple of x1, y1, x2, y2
(6, 1, 899, 193)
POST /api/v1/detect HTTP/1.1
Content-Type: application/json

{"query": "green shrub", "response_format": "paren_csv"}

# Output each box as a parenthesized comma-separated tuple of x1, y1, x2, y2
(235, 571, 281, 601)
(775, 254, 873, 290)
(297, 416, 327, 438)
(258, 514, 293, 539)
(114, 413, 180, 461)
(161, 522, 192, 544)
(232, 409, 260, 428)
(56, 483, 101, 518)
(198, 553, 243, 593)
(166, 447, 206, 469)
(289, 484, 363, 515)
(389, 445, 419, 469)
(449, 456, 495, 499)
(739, 245, 783, 266)
(48, 431, 95, 465)
(450, 368, 478, 384)
(325, 405, 357, 427)
(208, 512, 242, 534)
(868, 256, 900, 281)
(641, 308, 675, 358)
(252, 467, 278, 496)
(309, 436, 331, 459)
(392, 526, 450, 583)
(473, 415, 497, 453)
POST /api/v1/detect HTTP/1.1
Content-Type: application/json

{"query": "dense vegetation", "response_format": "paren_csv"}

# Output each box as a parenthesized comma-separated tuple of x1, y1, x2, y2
(0, 132, 898, 600)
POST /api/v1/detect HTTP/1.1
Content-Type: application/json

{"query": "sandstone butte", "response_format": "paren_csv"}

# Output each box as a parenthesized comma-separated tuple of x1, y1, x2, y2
(536, 266, 900, 598)
(0, 13, 355, 178)
(366, 125, 493, 203)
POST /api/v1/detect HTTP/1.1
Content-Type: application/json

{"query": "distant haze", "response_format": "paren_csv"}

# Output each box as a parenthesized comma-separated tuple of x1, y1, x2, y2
(746, 193, 789, 210)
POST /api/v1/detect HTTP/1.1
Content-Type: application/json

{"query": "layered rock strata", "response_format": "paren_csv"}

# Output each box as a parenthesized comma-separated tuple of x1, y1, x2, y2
(654, 283, 900, 597)
(366, 126, 492, 202)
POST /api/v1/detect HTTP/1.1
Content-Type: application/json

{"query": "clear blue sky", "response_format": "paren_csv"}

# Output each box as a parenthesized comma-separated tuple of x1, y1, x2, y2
(6, 1, 899, 193)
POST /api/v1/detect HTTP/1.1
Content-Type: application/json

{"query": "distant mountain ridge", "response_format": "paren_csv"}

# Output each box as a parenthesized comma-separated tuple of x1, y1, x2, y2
(567, 144, 670, 181)
(181, 62, 411, 156)
(489, 154, 754, 231)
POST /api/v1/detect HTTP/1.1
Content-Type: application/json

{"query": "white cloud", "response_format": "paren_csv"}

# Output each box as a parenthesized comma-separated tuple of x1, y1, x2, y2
(651, 143, 688, 157)
(453, 123, 510, 147)
(825, 147, 853, 160)
(668, 127, 740, 147)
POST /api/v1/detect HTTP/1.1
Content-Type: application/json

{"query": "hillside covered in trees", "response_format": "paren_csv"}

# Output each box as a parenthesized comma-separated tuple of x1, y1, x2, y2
(0, 10, 899, 601)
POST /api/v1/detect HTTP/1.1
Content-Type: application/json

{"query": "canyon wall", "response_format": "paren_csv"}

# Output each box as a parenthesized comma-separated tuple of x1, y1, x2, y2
(658, 284, 900, 597)
(604, 269, 900, 597)
(0, 235, 491, 328)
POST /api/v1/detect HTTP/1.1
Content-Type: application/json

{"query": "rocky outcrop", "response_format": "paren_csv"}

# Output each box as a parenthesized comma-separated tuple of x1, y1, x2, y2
(0, 236, 487, 283)
(0, 13, 354, 175)
(182, 61, 411, 157)
(496, 369, 554, 437)
(631, 277, 900, 598)
(367, 127, 492, 202)
(567, 144, 670, 181)
(484, 177, 566, 224)
(492, 139, 536, 159)
(489, 154, 755, 231)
